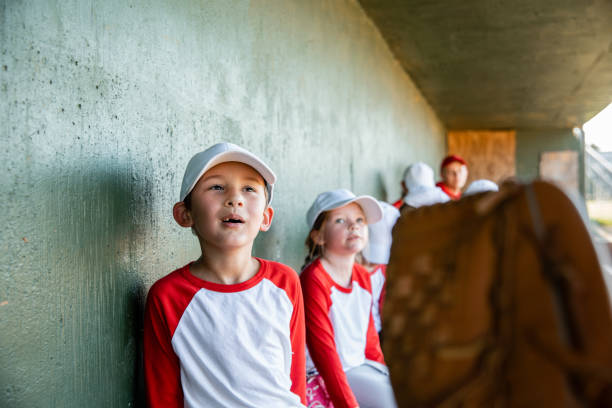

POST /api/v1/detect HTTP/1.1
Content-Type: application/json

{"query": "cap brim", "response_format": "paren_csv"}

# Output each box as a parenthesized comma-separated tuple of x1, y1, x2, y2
(206, 151, 276, 185)
(181, 150, 276, 202)
(352, 196, 383, 224)
(306, 192, 383, 228)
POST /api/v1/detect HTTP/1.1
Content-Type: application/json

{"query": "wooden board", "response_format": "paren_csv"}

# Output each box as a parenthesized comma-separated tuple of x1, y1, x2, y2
(447, 130, 516, 186)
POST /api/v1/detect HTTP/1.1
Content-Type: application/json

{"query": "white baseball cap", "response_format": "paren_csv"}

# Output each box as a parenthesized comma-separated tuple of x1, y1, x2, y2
(306, 189, 383, 229)
(179, 142, 276, 204)
(403, 162, 435, 190)
(464, 179, 499, 196)
(362, 201, 400, 264)
(403, 185, 450, 208)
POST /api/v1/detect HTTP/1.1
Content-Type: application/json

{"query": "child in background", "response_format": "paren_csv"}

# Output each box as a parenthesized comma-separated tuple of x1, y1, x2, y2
(301, 189, 397, 408)
(392, 162, 449, 210)
(436, 154, 469, 200)
(144, 142, 306, 407)
(402, 162, 450, 209)
(360, 201, 401, 338)
(464, 179, 499, 195)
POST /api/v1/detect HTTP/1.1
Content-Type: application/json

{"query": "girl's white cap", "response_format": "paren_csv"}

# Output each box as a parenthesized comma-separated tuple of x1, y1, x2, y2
(403, 186, 450, 208)
(403, 162, 435, 190)
(464, 179, 499, 196)
(362, 201, 401, 264)
(306, 189, 383, 229)
(179, 142, 276, 203)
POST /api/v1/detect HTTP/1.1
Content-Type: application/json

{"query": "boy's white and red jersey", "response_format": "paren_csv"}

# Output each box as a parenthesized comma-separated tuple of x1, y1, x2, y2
(301, 259, 385, 408)
(369, 264, 387, 333)
(144, 258, 306, 408)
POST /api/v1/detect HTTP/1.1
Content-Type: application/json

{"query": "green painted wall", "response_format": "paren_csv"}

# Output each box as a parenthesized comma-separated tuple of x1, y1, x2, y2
(1, 0, 445, 406)
(515, 128, 583, 193)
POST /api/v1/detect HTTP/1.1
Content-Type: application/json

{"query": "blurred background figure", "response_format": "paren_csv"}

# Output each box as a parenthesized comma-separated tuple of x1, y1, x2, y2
(361, 201, 401, 338)
(464, 179, 499, 196)
(393, 162, 438, 209)
(436, 154, 469, 200)
(402, 162, 450, 209)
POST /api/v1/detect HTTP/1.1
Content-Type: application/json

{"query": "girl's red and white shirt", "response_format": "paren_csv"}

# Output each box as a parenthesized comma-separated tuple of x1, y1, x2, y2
(144, 258, 306, 408)
(301, 258, 385, 408)
(369, 264, 387, 333)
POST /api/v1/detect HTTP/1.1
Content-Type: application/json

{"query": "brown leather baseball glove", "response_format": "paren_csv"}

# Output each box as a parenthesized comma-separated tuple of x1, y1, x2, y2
(383, 180, 612, 407)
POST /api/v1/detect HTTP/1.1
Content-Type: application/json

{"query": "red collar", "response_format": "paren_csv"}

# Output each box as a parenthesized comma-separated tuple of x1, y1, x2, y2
(436, 182, 462, 200)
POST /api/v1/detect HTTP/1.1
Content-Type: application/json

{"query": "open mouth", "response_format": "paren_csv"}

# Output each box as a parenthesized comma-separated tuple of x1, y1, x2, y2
(222, 216, 245, 224)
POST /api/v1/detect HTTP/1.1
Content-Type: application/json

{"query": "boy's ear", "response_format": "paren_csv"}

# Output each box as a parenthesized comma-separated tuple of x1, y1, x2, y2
(173, 202, 194, 228)
(259, 206, 274, 232)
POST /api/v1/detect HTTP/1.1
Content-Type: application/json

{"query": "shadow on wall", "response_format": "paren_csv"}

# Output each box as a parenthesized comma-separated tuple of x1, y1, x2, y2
(19, 163, 151, 407)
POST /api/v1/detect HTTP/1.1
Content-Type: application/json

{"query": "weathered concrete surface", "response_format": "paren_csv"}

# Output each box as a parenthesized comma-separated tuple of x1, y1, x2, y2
(359, 0, 612, 129)
(516, 129, 583, 192)
(0, 0, 444, 406)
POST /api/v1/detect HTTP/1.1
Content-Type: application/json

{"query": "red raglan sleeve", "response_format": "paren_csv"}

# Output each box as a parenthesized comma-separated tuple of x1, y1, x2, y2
(144, 282, 183, 408)
(301, 269, 359, 408)
(288, 272, 307, 405)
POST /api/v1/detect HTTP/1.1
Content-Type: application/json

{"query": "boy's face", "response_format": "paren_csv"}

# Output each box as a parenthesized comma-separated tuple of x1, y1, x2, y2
(176, 161, 273, 251)
(441, 162, 468, 190)
(313, 202, 368, 256)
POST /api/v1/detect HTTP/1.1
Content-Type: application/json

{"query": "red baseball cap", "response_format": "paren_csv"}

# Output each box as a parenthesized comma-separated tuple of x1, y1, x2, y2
(440, 154, 467, 170)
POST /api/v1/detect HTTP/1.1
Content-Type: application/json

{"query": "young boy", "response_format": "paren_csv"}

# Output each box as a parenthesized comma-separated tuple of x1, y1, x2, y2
(436, 154, 469, 200)
(144, 142, 306, 407)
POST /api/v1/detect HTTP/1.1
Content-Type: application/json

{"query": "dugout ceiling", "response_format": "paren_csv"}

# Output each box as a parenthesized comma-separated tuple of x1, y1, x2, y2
(359, 0, 612, 129)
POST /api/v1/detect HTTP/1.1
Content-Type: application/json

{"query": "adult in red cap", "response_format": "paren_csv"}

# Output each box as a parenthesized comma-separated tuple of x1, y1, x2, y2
(436, 154, 468, 200)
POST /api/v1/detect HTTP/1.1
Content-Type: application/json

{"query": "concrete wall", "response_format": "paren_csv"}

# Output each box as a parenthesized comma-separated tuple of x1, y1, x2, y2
(516, 128, 583, 193)
(0, 0, 445, 406)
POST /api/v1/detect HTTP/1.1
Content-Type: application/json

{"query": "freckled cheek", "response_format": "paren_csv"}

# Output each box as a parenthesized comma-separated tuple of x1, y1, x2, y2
(323, 227, 343, 244)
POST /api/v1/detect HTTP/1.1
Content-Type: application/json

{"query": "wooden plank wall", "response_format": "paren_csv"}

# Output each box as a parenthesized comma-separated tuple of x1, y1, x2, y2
(447, 130, 516, 186)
